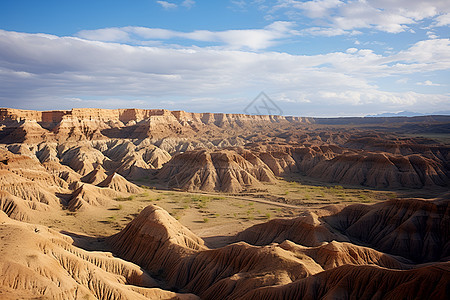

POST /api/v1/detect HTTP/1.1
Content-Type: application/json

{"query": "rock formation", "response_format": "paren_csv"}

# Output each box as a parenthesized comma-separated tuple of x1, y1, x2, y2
(235, 210, 347, 247)
(1, 107, 449, 190)
(237, 198, 450, 263)
(107, 202, 448, 299)
(0, 107, 449, 299)
(97, 173, 143, 194)
(0, 108, 312, 142)
(157, 149, 276, 192)
(324, 198, 450, 263)
(0, 211, 199, 300)
(240, 262, 450, 300)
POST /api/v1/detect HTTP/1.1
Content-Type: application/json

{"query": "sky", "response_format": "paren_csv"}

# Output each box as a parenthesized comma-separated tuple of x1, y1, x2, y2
(0, 0, 449, 117)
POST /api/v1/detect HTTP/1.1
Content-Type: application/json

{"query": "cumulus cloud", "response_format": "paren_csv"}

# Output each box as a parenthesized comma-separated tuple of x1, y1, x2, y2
(77, 21, 298, 50)
(273, 0, 450, 35)
(433, 13, 450, 27)
(416, 80, 441, 86)
(156, 1, 177, 9)
(391, 38, 450, 71)
(0, 30, 449, 115)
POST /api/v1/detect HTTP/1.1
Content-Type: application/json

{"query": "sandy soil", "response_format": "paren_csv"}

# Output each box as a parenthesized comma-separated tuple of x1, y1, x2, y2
(35, 176, 424, 249)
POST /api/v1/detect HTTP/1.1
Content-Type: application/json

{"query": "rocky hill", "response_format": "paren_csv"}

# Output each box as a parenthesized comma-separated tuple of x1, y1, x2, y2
(106, 202, 448, 300)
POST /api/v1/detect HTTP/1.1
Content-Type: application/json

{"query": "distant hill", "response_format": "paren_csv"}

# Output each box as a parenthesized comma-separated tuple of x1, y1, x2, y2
(366, 111, 450, 117)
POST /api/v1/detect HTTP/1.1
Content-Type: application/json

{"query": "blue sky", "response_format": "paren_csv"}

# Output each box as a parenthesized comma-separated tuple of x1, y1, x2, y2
(0, 0, 449, 116)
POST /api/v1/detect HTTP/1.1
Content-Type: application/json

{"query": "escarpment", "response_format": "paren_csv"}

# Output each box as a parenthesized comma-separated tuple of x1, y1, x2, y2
(0, 108, 313, 142)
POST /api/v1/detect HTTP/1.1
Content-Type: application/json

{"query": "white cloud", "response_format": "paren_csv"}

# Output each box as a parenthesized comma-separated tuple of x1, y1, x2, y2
(426, 31, 438, 39)
(298, 27, 348, 37)
(433, 13, 450, 27)
(231, 0, 247, 10)
(273, 0, 343, 18)
(0, 30, 449, 115)
(273, 0, 450, 35)
(76, 22, 299, 50)
(156, 1, 177, 9)
(77, 28, 132, 42)
(181, 0, 195, 8)
(391, 39, 450, 71)
(416, 80, 441, 86)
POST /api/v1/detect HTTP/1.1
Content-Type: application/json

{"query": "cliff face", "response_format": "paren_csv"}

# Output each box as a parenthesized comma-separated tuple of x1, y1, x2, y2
(1, 107, 449, 189)
(0, 108, 167, 123)
(0, 108, 314, 143)
(2, 107, 449, 128)
(0, 108, 312, 125)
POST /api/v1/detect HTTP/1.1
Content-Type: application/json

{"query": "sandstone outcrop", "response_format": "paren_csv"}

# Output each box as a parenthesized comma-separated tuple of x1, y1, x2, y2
(237, 198, 450, 264)
(235, 211, 347, 247)
(0, 191, 37, 222)
(108, 202, 448, 299)
(240, 262, 450, 300)
(81, 165, 108, 185)
(67, 183, 126, 211)
(0, 146, 145, 214)
(324, 198, 450, 263)
(0, 108, 313, 142)
(0, 107, 449, 299)
(157, 149, 276, 192)
(1, 107, 449, 190)
(97, 173, 143, 194)
(108, 205, 321, 299)
(0, 211, 199, 300)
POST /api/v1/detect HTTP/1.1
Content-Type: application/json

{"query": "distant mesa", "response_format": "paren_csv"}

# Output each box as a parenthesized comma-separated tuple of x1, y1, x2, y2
(0, 107, 313, 143)
(366, 111, 425, 117)
(366, 110, 450, 117)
